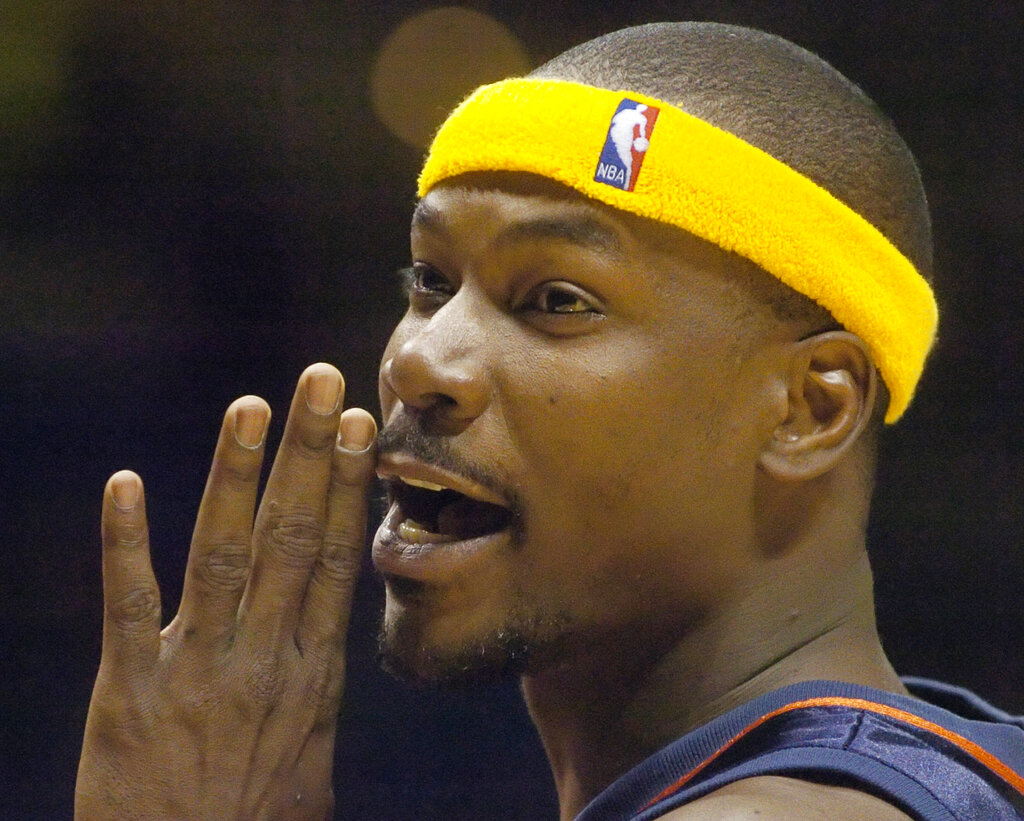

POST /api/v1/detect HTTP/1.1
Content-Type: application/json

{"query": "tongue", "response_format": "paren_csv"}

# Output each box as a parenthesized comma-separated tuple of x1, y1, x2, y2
(436, 496, 510, 539)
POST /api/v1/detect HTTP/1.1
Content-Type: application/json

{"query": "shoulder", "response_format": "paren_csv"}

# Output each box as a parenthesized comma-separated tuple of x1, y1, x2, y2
(654, 775, 913, 821)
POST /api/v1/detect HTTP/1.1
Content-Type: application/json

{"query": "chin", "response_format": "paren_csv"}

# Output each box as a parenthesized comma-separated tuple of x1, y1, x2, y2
(376, 587, 573, 689)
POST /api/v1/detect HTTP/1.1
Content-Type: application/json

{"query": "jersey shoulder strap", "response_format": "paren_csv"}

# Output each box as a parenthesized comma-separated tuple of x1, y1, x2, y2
(575, 680, 1024, 821)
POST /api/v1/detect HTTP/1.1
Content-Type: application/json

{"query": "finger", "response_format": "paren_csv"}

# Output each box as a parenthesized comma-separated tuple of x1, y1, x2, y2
(241, 363, 346, 639)
(297, 408, 377, 658)
(100, 470, 162, 678)
(176, 396, 270, 641)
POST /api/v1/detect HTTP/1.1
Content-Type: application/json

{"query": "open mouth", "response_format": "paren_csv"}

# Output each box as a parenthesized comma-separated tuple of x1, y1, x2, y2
(385, 477, 512, 544)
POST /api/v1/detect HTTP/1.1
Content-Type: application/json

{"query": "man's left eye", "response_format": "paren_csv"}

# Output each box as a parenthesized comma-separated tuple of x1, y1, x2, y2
(527, 282, 600, 315)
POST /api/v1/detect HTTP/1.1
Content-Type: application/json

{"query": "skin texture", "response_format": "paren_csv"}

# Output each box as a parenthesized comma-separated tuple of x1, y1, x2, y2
(377, 174, 835, 677)
(76, 365, 377, 820)
(77, 22, 930, 821)
(76, 182, 913, 820)
(375, 175, 909, 819)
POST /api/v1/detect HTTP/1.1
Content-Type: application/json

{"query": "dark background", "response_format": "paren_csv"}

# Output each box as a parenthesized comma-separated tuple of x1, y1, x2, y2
(2, 1, 1022, 818)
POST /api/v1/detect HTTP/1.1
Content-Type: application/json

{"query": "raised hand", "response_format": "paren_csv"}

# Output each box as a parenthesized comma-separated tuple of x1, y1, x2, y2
(76, 364, 377, 820)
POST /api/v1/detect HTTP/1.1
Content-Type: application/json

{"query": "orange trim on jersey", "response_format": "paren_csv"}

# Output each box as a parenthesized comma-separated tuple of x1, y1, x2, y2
(640, 696, 1024, 810)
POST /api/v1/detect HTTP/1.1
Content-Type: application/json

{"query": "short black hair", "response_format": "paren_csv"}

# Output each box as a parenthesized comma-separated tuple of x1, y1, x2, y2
(531, 22, 932, 282)
(532, 22, 928, 431)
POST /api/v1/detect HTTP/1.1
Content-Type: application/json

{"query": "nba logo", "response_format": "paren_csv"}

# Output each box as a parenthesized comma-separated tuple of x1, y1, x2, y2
(594, 99, 660, 192)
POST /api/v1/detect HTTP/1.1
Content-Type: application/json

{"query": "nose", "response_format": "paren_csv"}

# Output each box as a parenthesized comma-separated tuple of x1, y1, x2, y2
(380, 308, 490, 431)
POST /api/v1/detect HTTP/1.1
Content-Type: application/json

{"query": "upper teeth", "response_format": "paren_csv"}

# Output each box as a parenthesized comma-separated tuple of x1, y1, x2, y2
(404, 477, 447, 491)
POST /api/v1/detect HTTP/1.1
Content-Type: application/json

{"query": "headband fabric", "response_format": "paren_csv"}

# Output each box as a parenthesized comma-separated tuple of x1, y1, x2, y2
(418, 78, 937, 422)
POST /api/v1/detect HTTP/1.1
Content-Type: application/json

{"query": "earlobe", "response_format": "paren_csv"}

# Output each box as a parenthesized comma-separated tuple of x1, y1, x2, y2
(758, 331, 877, 481)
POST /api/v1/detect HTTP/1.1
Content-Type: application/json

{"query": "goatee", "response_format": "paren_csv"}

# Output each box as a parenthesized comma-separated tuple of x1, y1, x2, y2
(377, 610, 572, 689)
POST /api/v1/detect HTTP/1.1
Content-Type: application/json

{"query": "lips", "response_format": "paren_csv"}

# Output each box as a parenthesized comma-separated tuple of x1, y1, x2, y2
(373, 456, 514, 579)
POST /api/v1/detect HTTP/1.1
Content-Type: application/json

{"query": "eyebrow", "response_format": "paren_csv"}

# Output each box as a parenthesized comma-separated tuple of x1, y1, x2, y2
(411, 200, 443, 230)
(412, 199, 623, 258)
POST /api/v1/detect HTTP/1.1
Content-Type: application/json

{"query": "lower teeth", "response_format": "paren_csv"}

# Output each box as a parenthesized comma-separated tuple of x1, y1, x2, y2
(398, 518, 457, 544)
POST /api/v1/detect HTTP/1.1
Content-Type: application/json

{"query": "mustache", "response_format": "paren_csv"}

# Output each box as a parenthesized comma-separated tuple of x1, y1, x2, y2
(376, 418, 518, 510)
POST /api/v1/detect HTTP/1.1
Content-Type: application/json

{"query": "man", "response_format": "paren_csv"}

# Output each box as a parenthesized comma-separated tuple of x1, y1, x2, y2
(75, 22, 1024, 820)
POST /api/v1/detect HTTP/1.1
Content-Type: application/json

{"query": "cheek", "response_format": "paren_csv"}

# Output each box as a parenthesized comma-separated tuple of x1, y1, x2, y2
(508, 339, 724, 498)
(502, 350, 678, 541)
(502, 342, 755, 605)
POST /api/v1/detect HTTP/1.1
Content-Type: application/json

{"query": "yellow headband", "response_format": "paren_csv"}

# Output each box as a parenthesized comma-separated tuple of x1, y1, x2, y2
(418, 78, 938, 423)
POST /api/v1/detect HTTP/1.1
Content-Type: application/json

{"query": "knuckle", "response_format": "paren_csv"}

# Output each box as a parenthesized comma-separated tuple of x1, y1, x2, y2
(179, 682, 219, 714)
(216, 454, 262, 489)
(263, 509, 325, 562)
(292, 423, 336, 458)
(239, 651, 285, 709)
(86, 680, 136, 728)
(301, 665, 332, 704)
(88, 701, 129, 738)
(196, 540, 251, 591)
(316, 540, 362, 586)
(108, 585, 161, 629)
(111, 521, 149, 550)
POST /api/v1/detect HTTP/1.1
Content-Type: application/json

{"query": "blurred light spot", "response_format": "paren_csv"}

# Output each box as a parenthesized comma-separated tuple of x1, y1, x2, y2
(370, 7, 531, 149)
(1, 0, 70, 166)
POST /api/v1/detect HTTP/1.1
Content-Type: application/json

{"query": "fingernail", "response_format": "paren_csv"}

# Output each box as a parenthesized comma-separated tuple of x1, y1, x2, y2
(111, 471, 140, 511)
(234, 403, 269, 449)
(338, 411, 376, 452)
(306, 368, 342, 415)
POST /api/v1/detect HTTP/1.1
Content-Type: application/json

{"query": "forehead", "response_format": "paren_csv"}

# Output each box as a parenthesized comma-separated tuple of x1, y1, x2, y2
(413, 173, 721, 261)
(413, 195, 622, 257)
(412, 173, 769, 292)
(414, 173, 616, 230)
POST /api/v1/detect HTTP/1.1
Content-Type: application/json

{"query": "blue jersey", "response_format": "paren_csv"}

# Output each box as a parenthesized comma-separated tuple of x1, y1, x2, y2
(575, 679, 1024, 820)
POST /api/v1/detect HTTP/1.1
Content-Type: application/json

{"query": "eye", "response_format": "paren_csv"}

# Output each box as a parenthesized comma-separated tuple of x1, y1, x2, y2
(399, 262, 456, 308)
(524, 281, 602, 316)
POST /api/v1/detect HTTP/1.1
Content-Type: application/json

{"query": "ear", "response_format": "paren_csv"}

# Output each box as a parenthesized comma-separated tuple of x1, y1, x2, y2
(758, 331, 877, 481)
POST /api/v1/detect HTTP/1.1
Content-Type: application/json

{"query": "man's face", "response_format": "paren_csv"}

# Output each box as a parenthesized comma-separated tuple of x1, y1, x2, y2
(373, 174, 788, 684)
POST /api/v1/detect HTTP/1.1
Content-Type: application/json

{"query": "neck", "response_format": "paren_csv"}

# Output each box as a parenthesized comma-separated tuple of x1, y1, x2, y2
(521, 549, 905, 821)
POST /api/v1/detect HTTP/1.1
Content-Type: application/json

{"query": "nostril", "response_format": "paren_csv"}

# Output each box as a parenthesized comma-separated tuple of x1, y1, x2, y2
(428, 392, 457, 407)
